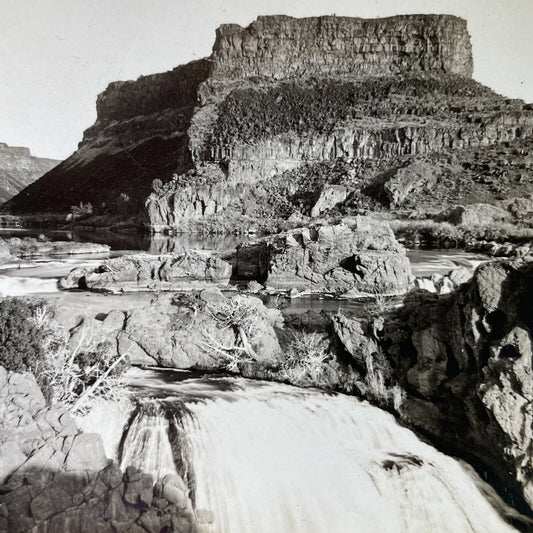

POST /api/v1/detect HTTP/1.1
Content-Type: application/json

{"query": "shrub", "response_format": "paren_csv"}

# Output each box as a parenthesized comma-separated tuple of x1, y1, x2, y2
(281, 329, 330, 386)
(0, 298, 44, 372)
(199, 296, 262, 372)
(360, 349, 405, 411)
(70, 202, 94, 219)
(29, 306, 129, 412)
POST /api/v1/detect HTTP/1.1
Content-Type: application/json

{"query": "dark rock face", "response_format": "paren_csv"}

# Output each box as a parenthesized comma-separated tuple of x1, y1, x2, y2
(0, 143, 58, 204)
(334, 259, 533, 508)
(60, 251, 232, 293)
(0, 366, 197, 532)
(235, 218, 412, 295)
(5, 14, 533, 230)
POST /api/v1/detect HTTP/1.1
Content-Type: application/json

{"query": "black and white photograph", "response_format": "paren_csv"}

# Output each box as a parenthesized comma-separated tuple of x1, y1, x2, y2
(1, 0, 532, 531)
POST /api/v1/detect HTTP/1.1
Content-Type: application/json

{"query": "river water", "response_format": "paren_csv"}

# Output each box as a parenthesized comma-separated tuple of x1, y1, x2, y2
(80, 368, 520, 533)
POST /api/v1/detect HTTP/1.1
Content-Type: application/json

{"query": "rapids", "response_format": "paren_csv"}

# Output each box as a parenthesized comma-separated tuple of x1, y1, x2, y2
(112, 369, 519, 533)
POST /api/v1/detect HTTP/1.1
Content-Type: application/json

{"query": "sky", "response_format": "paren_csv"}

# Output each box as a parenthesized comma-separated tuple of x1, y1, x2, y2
(1, 0, 532, 160)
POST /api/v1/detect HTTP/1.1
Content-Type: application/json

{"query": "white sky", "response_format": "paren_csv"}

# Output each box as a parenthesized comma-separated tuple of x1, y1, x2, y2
(1, 0, 532, 160)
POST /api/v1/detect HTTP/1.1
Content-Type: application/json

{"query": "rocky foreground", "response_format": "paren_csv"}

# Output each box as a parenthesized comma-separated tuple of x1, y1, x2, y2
(0, 368, 200, 532)
(48, 253, 533, 515)
(2, 249, 533, 529)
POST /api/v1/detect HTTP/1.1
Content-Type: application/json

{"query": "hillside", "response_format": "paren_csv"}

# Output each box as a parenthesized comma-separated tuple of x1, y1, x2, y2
(0, 143, 59, 204)
(4, 14, 533, 231)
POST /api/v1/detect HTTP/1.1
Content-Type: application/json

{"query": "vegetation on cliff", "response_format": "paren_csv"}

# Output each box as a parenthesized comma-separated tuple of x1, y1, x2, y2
(212, 75, 510, 145)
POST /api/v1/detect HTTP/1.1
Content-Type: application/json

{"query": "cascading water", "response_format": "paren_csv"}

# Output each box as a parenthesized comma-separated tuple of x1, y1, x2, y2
(119, 369, 520, 533)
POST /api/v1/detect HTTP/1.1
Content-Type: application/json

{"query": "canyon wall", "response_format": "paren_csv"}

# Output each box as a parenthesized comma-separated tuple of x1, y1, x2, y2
(4, 15, 533, 230)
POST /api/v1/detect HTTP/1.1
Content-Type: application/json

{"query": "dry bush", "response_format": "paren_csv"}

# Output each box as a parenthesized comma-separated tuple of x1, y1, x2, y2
(281, 329, 330, 386)
(199, 296, 261, 372)
(361, 350, 405, 411)
(30, 306, 128, 413)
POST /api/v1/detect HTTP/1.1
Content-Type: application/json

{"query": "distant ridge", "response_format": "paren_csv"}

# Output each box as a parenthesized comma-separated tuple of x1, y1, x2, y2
(0, 142, 59, 204)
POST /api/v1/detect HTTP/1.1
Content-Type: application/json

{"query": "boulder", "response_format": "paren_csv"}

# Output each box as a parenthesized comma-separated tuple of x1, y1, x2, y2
(64, 434, 109, 471)
(119, 292, 283, 369)
(436, 203, 511, 226)
(235, 217, 412, 295)
(384, 161, 438, 206)
(310, 184, 348, 217)
(60, 250, 232, 293)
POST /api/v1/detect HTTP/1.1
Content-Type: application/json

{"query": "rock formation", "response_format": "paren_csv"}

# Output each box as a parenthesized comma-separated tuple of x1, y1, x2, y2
(4, 15, 532, 231)
(333, 259, 533, 510)
(234, 217, 412, 295)
(60, 251, 232, 293)
(1, 237, 110, 260)
(0, 367, 198, 532)
(52, 289, 283, 369)
(0, 143, 58, 204)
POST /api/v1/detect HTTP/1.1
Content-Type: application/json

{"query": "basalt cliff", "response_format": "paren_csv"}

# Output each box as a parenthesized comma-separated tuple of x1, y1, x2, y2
(0, 143, 58, 205)
(4, 15, 533, 230)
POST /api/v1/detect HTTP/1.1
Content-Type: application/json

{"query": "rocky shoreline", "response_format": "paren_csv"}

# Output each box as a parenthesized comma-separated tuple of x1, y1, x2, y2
(1, 230, 533, 530)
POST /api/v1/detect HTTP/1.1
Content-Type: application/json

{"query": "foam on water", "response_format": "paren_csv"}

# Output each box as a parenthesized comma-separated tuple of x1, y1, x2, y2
(120, 371, 519, 533)
(0, 275, 59, 296)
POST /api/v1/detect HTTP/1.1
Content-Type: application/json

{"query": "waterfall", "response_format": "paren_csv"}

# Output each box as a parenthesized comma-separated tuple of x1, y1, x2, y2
(120, 370, 519, 533)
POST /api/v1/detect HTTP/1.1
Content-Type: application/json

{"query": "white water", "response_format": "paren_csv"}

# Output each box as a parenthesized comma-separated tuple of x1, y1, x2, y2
(0, 274, 59, 295)
(120, 370, 518, 533)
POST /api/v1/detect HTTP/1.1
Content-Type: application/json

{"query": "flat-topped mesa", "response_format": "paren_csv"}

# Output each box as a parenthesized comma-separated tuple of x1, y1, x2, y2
(6, 14, 532, 225)
(210, 15, 473, 80)
(91, 14, 473, 126)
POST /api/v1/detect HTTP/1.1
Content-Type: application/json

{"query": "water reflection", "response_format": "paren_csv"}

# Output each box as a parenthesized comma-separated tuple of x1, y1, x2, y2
(0, 227, 243, 253)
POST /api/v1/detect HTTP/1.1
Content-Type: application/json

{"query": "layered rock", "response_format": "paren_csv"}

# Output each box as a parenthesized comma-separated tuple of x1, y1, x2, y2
(211, 15, 473, 79)
(333, 259, 533, 510)
(60, 251, 232, 293)
(234, 218, 412, 295)
(4, 15, 533, 231)
(0, 143, 58, 204)
(0, 366, 198, 532)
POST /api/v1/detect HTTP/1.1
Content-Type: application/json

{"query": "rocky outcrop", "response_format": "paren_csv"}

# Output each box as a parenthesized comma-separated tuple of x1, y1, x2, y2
(2, 237, 110, 260)
(53, 289, 283, 369)
(0, 143, 58, 204)
(0, 366, 198, 532)
(334, 259, 533, 509)
(384, 160, 438, 206)
(437, 203, 512, 226)
(4, 15, 533, 232)
(60, 251, 232, 293)
(310, 185, 349, 217)
(234, 218, 412, 295)
(211, 15, 473, 79)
